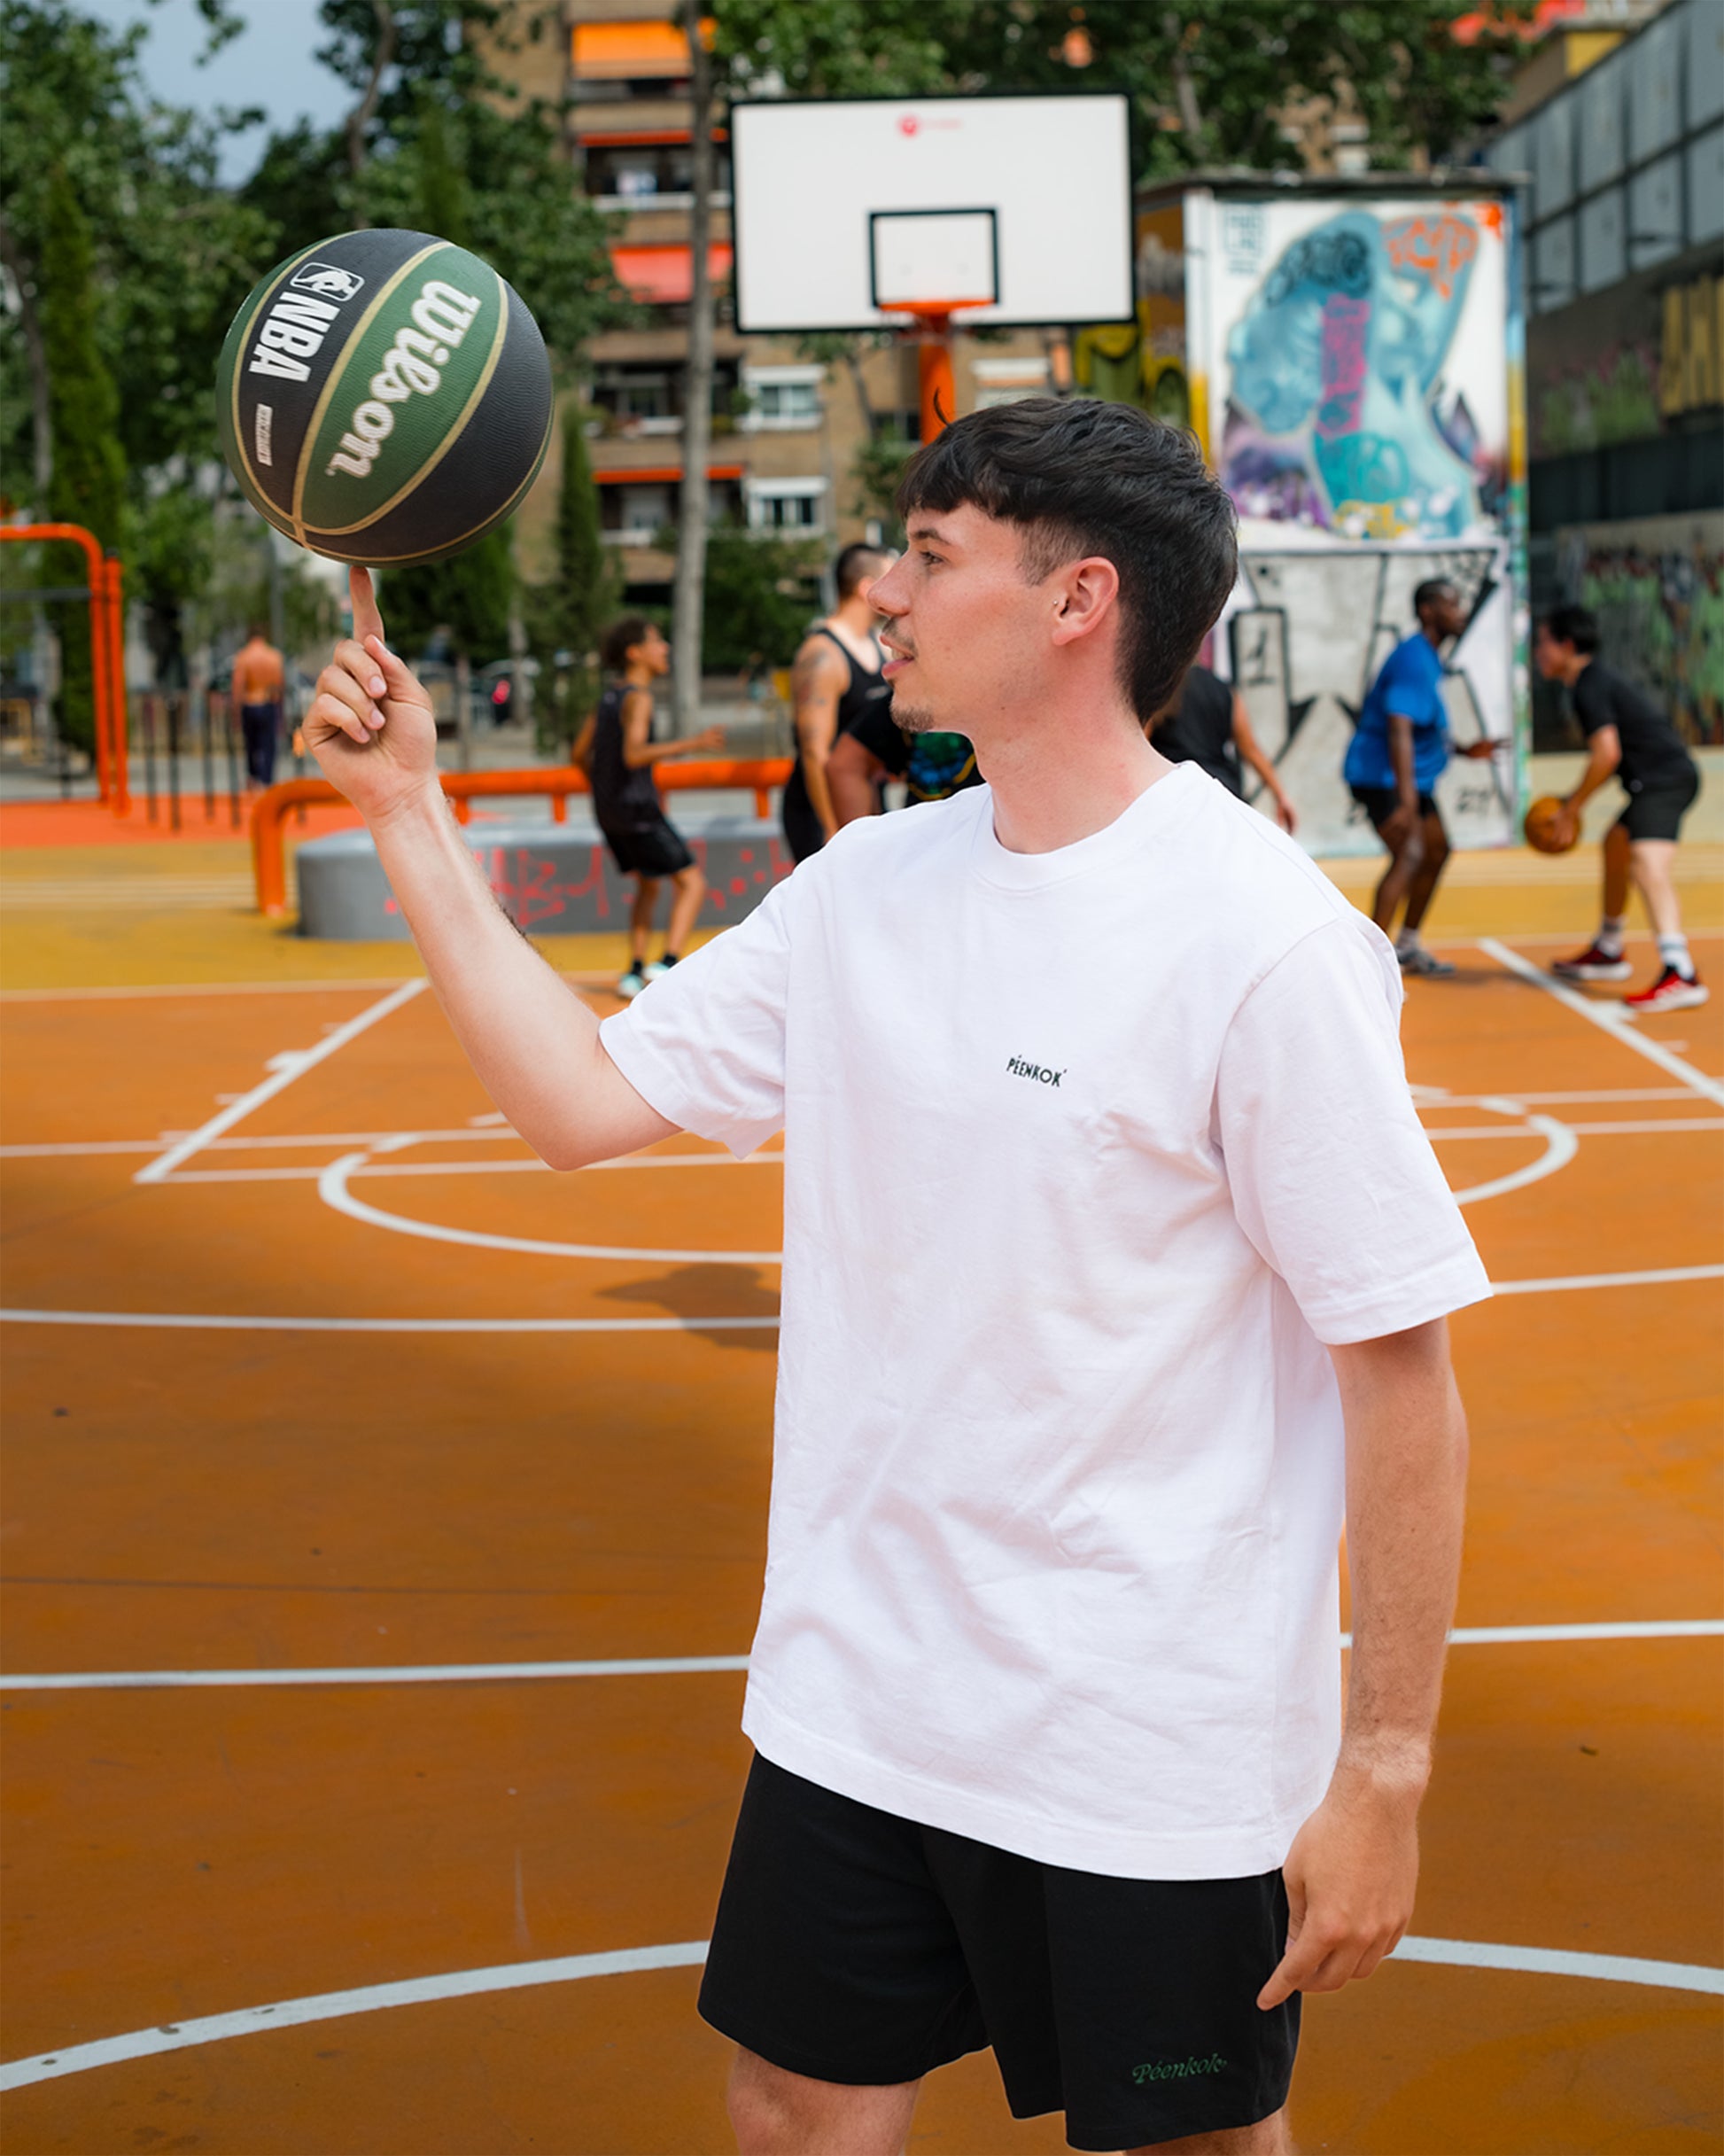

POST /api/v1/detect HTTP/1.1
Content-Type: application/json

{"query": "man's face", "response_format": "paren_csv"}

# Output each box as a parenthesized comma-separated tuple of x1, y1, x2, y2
(1423, 586, 1465, 642)
(866, 506, 1052, 736)
(1532, 623, 1571, 682)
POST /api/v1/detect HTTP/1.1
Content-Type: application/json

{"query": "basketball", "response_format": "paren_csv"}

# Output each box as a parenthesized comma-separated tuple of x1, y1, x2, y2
(1523, 794, 1576, 854)
(214, 229, 553, 567)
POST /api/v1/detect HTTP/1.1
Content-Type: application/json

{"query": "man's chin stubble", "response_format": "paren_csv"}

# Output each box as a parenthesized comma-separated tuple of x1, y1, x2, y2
(889, 696, 937, 736)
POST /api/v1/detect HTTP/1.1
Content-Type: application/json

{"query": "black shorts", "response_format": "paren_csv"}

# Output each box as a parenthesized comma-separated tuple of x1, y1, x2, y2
(698, 1755, 1299, 2152)
(1615, 768, 1700, 843)
(1350, 782, 1439, 827)
(598, 814, 693, 878)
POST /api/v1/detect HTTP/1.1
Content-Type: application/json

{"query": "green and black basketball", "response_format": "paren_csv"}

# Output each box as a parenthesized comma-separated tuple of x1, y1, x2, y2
(215, 230, 553, 566)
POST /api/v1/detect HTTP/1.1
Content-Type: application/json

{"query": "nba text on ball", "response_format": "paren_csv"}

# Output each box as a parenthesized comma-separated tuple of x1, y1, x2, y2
(323, 282, 484, 479)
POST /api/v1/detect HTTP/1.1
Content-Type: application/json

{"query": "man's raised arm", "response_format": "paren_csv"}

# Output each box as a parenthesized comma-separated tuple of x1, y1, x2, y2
(303, 567, 677, 1170)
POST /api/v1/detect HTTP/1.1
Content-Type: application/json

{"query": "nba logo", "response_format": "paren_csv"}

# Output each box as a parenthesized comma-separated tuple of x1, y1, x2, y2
(291, 262, 366, 303)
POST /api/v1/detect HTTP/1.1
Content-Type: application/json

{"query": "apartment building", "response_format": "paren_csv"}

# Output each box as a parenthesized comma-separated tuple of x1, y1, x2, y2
(490, 3, 1056, 607)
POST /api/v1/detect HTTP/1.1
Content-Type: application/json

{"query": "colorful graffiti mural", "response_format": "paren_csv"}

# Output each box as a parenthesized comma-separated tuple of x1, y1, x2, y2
(1148, 186, 1525, 853)
(1220, 207, 1506, 542)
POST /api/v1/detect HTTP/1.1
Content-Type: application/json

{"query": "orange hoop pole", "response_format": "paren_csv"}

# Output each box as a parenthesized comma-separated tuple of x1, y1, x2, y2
(249, 758, 794, 917)
(104, 557, 129, 814)
(917, 311, 956, 444)
(0, 523, 119, 806)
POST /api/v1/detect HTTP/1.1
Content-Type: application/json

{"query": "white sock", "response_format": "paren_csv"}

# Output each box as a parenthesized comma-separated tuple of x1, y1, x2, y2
(1396, 928, 1422, 954)
(1597, 915, 1625, 957)
(1657, 934, 1694, 979)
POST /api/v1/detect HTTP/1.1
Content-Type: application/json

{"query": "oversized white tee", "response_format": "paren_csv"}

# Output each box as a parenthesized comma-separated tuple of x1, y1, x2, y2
(601, 765, 1490, 1879)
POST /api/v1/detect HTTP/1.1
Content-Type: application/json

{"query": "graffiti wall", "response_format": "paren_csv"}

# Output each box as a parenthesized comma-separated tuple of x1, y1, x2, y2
(1556, 514, 1724, 747)
(1166, 187, 1526, 854)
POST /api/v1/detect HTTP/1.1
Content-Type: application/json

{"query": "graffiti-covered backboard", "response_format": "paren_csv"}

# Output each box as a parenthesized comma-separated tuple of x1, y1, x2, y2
(1147, 182, 1527, 853)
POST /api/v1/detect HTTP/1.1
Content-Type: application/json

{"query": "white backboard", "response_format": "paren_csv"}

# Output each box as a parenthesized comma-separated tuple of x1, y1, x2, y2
(731, 94, 1134, 332)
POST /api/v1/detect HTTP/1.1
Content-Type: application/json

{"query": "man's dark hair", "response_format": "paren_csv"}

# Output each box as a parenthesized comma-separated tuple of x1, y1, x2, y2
(894, 398, 1238, 722)
(246, 621, 268, 641)
(834, 541, 888, 599)
(600, 615, 653, 672)
(1542, 603, 1600, 654)
(1412, 580, 1458, 619)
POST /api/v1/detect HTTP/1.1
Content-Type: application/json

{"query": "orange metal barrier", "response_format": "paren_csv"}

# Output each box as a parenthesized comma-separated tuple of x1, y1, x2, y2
(251, 759, 795, 917)
(0, 524, 128, 812)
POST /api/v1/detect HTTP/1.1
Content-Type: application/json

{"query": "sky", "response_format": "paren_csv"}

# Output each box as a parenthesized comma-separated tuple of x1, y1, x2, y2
(78, 0, 351, 184)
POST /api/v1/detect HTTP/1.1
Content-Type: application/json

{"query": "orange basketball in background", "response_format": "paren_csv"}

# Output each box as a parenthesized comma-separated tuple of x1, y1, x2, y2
(1523, 795, 1577, 854)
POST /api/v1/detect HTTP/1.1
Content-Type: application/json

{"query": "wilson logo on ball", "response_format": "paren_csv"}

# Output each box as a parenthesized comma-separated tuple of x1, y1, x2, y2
(325, 280, 484, 480)
(215, 230, 552, 568)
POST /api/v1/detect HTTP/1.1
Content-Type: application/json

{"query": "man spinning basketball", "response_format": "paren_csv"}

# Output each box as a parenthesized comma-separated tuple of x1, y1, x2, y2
(307, 401, 1485, 2154)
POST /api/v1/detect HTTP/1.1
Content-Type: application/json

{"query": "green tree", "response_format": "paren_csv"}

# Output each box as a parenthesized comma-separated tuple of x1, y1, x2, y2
(526, 402, 617, 751)
(713, 1, 1534, 177)
(39, 162, 125, 751)
(698, 523, 823, 675)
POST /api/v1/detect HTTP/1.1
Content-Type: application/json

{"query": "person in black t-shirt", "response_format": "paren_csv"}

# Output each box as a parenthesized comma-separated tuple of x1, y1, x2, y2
(1152, 663, 1297, 832)
(1534, 604, 1705, 1015)
(574, 618, 725, 1000)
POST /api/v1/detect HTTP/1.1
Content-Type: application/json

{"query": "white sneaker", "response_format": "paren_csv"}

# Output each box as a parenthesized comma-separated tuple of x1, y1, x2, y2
(617, 963, 648, 1000)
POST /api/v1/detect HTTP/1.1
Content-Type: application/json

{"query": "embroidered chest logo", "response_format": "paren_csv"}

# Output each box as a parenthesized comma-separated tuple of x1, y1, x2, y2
(1006, 1055, 1066, 1088)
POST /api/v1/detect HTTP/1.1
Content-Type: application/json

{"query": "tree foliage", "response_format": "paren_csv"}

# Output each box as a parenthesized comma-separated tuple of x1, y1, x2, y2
(699, 524, 823, 674)
(713, 0, 1534, 175)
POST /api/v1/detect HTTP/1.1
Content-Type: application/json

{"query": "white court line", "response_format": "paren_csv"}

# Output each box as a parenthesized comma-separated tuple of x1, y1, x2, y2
(1426, 1119, 1722, 1139)
(1448, 1113, 1576, 1206)
(134, 980, 429, 1186)
(0, 1942, 711, 2093)
(5, 1255, 1721, 1334)
(0, 973, 614, 1002)
(1479, 938, 1724, 1108)
(3, 1929, 1717, 2093)
(317, 1148, 785, 1266)
(0, 1308, 779, 1334)
(171, 1154, 782, 1185)
(4, 1623, 1716, 1693)
(1489, 1263, 1724, 1295)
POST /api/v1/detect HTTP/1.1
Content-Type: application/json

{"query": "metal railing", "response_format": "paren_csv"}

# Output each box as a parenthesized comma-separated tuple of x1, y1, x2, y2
(250, 759, 794, 917)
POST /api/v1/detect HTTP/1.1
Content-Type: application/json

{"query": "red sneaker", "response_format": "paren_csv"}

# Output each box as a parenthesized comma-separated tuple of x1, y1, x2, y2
(1623, 966, 1708, 1015)
(1551, 943, 1632, 982)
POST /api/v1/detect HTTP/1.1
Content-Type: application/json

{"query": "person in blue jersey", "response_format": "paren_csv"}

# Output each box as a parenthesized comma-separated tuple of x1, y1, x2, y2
(1344, 581, 1501, 978)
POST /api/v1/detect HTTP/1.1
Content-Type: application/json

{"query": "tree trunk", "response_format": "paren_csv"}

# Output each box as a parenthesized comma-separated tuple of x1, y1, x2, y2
(346, 0, 398, 201)
(671, 0, 715, 738)
(0, 208, 51, 510)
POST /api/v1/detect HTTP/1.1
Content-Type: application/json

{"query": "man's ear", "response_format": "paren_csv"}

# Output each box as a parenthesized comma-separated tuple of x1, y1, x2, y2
(1048, 557, 1120, 649)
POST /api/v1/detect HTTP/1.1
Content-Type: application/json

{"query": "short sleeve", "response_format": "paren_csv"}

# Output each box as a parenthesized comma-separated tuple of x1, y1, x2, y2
(1376, 646, 1422, 719)
(598, 876, 796, 1157)
(1215, 915, 1492, 1345)
(848, 704, 909, 774)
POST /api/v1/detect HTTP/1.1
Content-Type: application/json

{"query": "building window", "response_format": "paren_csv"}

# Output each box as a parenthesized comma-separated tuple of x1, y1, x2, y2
(601, 483, 674, 545)
(747, 478, 826, 532)
(972, 356, 1050, 409)
(584, 143, 732, 205)
(742, 365, 824, 432)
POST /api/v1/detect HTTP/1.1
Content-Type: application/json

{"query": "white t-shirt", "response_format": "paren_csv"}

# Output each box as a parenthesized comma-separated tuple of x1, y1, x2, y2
(601, 764, 1489, 1879)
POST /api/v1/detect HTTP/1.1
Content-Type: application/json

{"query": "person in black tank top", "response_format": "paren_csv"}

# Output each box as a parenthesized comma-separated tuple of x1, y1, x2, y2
(1535, 603, 1706, 1014)
(575, 616, 725, 999)
(782, 542, 894, 862)
(1152, 664, 1298, 831)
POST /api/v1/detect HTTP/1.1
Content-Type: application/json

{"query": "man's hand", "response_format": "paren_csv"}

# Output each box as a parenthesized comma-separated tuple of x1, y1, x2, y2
(1460, 738, 1503, 761)
(304, 567, 439, 823)
(1271, 790, 1297, 836)
(1553, 800, 1581, 850)
(1257, 1763, 1422, 2009)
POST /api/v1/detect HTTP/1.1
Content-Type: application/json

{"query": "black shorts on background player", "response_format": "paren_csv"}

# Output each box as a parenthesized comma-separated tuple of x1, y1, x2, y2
(1573, 661, 1701, 835)
(1351, 783, 1440, 827)
(701, 1756, 1298, 2153)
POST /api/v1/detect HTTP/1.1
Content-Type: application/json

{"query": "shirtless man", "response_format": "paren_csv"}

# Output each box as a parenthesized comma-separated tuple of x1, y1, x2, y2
(779, 543, 892, 861)
(230, 624, 285, 790)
